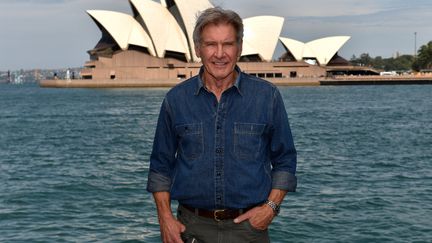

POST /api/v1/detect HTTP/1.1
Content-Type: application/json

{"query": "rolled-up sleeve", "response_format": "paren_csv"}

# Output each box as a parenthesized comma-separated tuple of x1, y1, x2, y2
(147, 171, 172, 192)
(272, 170, 297, 192)
(146, 98, 177, 193)
(269, 88, 297, 192)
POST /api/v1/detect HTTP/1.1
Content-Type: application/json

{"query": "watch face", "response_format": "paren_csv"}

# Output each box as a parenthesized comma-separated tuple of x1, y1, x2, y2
(266, 200, 280, 215)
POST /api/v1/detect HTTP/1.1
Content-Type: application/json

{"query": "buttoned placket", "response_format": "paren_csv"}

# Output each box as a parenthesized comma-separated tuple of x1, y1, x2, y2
(213, 93, 228, 209)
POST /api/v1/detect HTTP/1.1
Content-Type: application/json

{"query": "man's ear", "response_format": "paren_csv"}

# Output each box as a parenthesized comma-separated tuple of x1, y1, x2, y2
(195, 45, 201, 58)
(238, 40, 243, 58)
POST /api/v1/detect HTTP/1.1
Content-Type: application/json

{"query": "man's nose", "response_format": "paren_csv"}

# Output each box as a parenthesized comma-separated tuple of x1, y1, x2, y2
(215, 44, 224, 58)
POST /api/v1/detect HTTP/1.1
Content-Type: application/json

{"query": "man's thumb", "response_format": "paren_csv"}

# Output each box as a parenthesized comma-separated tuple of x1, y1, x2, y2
(233, 213, 249, 224)
(179, 222, 186, 232)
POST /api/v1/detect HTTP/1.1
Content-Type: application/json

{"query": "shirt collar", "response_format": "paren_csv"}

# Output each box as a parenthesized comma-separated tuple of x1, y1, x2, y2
(194, 65, 243, 96)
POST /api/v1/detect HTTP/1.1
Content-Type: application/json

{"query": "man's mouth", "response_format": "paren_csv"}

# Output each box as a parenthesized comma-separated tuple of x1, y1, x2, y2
(213, 61, 228, 67)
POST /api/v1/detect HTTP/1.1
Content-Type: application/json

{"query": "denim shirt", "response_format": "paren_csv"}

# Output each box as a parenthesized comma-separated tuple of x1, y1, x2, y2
(147, 66, 297, 210)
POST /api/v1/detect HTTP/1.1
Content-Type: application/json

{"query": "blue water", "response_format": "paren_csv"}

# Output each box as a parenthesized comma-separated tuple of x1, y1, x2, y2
(1, 84, 431, 242)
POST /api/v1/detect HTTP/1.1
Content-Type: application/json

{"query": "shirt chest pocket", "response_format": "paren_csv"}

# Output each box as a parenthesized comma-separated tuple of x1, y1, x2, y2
(234, 123, 266, 161)
(175, 123, 204, 161)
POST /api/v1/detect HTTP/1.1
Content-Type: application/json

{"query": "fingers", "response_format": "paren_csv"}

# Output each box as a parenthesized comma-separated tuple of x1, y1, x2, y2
(174, 221, 186, 242)
(162, 229, 184, 243)
(179, 222, 186, 233)
(233, 209, 253, 223)
(161, 218, 186, 243)
(172, 233, 184, 243)
(234, 205, 274, 230)
(248, 206, 274, 230)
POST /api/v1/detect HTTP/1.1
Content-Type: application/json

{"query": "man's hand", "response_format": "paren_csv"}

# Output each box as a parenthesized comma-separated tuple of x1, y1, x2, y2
(233, 189, 287, 230)
(158, 214, 186, 243)
(233, 204, 275, 230)
(153, 192, 186, 243)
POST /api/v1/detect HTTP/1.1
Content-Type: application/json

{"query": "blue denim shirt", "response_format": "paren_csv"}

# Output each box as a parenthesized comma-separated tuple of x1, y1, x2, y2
(147, 66, 297, 210)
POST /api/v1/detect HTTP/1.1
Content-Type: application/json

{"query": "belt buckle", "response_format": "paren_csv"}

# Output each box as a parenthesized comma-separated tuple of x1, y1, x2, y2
(213, 209, 225, 222)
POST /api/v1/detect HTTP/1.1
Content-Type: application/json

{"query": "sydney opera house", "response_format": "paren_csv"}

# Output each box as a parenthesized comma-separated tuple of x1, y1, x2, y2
(76, 0, 376, 86)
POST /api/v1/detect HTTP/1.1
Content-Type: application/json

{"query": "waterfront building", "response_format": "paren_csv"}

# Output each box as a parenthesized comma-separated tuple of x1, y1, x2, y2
(78, 0, 377, 85)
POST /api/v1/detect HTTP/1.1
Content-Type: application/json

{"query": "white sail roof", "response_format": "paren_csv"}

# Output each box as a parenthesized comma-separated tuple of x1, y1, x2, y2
(279, 36, 351, 65)
(130, 0, 191, 61)
(307, 36, 351, 65)
(87, 10, 155, 56)
(166, 0, 214, 61)
(242, 16, 284, 61)
(87, 1, 351, 65)
(278, 37, 305, 61)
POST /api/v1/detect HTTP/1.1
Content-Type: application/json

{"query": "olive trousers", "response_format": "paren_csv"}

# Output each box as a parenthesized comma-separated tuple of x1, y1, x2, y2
(177, 205, 270, 243)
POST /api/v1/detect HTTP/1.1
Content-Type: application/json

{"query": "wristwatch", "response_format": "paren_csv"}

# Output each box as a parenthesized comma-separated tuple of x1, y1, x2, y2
(265, 200, 280, 216)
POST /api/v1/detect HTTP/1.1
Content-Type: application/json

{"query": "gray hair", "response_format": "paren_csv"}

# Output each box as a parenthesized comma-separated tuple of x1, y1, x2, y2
(193, 7, 244, 47)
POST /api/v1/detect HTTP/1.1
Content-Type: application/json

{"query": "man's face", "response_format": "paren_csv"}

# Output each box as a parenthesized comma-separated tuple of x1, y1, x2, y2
(195, 23, 242, 82)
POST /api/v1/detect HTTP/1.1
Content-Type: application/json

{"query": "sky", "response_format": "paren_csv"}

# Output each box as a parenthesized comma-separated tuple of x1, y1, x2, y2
(1, 0, 431, 70)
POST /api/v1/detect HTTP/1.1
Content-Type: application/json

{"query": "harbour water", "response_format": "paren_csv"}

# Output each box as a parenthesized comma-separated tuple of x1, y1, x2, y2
(1, 84, 431, 242)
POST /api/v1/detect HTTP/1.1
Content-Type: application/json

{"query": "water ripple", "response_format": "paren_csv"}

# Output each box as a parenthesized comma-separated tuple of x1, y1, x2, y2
(1, 84, 431, 242)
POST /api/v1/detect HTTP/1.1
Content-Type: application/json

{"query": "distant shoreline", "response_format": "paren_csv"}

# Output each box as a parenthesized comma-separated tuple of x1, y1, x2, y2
(39, 75, 432, 88)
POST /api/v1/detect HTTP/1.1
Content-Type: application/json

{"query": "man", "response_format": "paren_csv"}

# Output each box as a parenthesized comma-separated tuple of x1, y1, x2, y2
(147, 7, 297, 243)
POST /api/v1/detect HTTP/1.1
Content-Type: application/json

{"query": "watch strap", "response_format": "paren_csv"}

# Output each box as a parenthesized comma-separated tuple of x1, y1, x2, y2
(265, 200, 280, 216)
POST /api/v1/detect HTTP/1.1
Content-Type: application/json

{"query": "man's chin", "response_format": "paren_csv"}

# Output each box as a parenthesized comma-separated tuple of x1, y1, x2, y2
(212, 72, 232, 81)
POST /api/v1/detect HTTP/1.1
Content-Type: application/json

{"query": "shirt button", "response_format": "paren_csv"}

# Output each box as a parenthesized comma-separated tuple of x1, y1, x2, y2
(215, 148, 223, 154)
(216, 125, 221, 130)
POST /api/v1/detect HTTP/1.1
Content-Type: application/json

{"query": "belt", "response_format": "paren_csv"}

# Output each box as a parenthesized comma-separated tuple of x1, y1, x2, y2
(180, 204, 255, 221)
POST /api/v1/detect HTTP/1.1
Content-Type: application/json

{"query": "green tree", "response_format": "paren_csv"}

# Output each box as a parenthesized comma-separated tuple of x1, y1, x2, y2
(350, 53, 373, 66)
(385, 55, 414, 71)
(351, 53, 415, 71)
(373, 56, 384, 70)
(412, 41, 432, 71)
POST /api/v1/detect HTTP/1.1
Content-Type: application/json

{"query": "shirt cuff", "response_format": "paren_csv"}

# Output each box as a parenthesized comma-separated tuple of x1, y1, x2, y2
(272, 170, 297, 192)
(147, 171, 171, 192)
